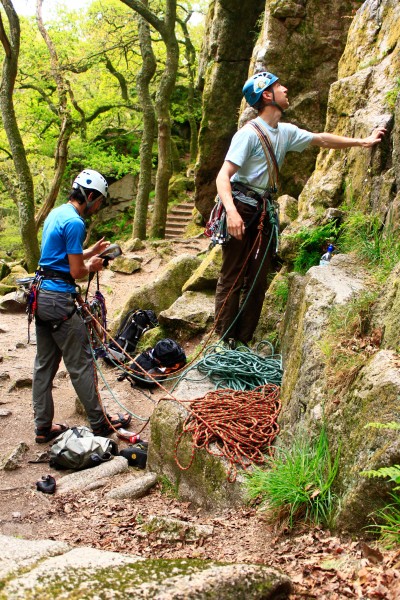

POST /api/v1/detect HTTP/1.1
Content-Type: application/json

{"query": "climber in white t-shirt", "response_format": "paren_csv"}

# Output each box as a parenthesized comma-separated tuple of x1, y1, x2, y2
(214, 71, 386, 346)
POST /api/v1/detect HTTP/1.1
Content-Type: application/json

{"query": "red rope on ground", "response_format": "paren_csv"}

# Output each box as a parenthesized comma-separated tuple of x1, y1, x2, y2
(174, 384, 281, 482)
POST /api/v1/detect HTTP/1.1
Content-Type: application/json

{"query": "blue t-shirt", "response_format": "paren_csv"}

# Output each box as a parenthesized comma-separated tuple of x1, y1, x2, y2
(226, 117, 314, 193)
(39, 203, 85, 293)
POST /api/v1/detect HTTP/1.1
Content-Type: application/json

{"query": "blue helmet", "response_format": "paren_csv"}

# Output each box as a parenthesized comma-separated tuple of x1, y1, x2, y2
(242, 71, 279, 106)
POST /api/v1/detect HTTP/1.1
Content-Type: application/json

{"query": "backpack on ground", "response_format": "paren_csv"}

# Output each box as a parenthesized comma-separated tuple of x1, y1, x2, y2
(49, 426, 119, 470)
(103, 309, 158, 364)
(120, 338, 187, 388)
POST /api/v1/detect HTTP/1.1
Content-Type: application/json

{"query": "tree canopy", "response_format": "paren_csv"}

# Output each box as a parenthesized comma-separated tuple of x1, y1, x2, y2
(0, 0, 205, 265)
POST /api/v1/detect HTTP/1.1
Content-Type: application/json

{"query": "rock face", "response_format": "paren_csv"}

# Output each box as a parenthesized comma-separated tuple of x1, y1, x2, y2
(280, 255, 369, 426)
(246, 0, 362, 199)
(194, 0, 265, 218)
(195, 0, 360, 218)
(295, 0, 399, 225)
(277, 254, 400, 531)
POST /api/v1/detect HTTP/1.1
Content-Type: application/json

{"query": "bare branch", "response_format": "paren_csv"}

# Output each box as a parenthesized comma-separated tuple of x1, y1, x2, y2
(119, 0, 166, 37)
(104, 55, 128, 101)
(0, 11, 11, 58)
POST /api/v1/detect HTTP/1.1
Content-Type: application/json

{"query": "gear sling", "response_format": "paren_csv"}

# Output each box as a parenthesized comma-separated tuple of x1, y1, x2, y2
(214, 120, 281, 342)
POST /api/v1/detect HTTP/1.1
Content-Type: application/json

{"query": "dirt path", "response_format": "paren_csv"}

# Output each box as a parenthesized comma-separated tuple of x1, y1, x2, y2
(0, 238, 399, 599)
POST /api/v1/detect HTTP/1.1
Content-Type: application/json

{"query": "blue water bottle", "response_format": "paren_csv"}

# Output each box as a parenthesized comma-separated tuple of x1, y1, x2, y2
(319, 244, 334, 266)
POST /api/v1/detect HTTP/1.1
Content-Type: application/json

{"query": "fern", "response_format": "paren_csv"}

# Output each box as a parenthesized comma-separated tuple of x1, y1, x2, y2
(365, 422, 400, 431)
(361, 465, 400, 489)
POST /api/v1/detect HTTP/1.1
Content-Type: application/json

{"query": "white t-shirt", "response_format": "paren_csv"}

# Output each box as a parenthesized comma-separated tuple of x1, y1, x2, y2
(226, 116, 314, 193)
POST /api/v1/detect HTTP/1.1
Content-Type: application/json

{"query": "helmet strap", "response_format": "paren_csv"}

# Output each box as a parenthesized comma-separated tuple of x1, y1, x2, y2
(262, 89, 285, 114)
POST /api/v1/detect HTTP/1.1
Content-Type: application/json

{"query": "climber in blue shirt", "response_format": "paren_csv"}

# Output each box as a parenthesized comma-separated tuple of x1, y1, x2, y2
(33, 169, 131, 443)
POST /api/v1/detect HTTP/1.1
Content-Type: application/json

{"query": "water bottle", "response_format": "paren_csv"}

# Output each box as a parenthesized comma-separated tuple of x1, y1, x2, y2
(117, 428, 140, 443)
(319, 244, 334, 266)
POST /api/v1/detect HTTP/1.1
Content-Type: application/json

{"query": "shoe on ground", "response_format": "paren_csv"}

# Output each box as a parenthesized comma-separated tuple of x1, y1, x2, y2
(92, 412, 132, 437)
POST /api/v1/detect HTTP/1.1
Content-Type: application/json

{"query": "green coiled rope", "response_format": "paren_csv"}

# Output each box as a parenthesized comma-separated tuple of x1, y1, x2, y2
(177, 341, 283, 391)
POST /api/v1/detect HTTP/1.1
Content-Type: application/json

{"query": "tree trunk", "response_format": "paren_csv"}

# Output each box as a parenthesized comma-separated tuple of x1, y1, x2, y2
(150, 0, 179, 238)
(34, 0, 72, 230)
(0, 2, 39, 271)
(133, 3, 156, 240)
(120, 0, 179, 240)
(178, 14, 198, 163)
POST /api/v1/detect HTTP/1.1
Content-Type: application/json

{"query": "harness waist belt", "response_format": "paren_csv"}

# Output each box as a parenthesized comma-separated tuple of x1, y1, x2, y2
(38, 268, 76, 286)
(232, 181, 264, 203)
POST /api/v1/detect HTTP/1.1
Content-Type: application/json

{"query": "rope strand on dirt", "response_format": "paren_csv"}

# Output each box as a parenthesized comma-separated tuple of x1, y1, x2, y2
(175, 384, 281, 482)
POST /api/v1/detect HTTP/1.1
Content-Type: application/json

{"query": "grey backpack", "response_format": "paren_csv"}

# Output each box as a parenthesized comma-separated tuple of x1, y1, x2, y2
(49, 426, 118, 470)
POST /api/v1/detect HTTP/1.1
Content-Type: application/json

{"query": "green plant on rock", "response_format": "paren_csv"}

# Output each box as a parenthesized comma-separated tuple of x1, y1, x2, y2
(245, 426, 340, 529)
(319, 290, 380, 391)
(361, 422, 400, 547)
(288, 222, 338, 274)
(271, 276, 290, 312)
(386, 77, 400, 111)
(338, 209, 400, 279)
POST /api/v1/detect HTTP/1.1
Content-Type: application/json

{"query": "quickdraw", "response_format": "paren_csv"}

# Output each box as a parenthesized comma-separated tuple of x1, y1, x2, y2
(26, 275, 43, 343)
(204, 195, 230, 246)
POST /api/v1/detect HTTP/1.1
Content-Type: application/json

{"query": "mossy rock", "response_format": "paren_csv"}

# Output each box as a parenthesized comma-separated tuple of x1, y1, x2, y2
(0, 533, 292, 599)
(148, 398, 247, 510)
(182, 245, 222, 292)
(122, 238, 146, 252)
(110, 256, 141, 274)
(0, 261, 11, 280)
(114, 254, 201, 335)
(0, 283, 16, 296)
(1, 266, 28, 287)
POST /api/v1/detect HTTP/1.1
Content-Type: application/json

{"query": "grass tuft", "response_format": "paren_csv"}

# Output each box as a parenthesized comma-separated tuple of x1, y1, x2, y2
(245, 426, 340, 530)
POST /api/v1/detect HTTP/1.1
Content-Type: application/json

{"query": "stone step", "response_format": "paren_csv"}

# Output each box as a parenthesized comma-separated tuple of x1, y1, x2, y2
(170, 206, 194, 216)
(165, 201, 194, 239)
(168, 215, 191, 223)
(165, 227, 185, 237)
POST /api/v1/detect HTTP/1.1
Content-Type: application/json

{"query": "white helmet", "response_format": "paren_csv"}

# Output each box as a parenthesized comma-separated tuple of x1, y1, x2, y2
(73, 169, 108, 198)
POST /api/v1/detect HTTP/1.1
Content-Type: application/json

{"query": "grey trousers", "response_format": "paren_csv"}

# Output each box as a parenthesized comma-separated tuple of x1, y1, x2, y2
(32, 290, 105, 431)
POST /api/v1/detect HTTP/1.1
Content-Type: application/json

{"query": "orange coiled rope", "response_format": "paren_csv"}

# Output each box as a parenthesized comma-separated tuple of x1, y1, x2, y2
(175, 384, 281, 482)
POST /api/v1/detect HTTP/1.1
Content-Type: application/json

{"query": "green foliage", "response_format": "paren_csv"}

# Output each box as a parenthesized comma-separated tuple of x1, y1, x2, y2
(319, 290, 379, 390)
(68, 139, 141, 180)
(272, 276, 290, 311)
(386, 77, 400, 110)
(289, 223, 338, 274)
(245, 426, 340, 529)
(338, 209, 400, 279)
(361, 422, 400, 547)
(158, 475, 179, 498)
(326, 291, 378, 338)
(90, 208, 134, 243)
(368, 494, 400, 548)
(361, 465, 400, 488)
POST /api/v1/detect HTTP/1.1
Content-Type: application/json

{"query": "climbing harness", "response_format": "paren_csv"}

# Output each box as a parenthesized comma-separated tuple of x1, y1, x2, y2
(174, 384, 281, 482)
